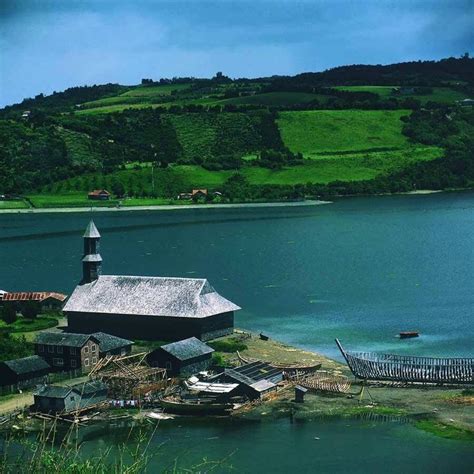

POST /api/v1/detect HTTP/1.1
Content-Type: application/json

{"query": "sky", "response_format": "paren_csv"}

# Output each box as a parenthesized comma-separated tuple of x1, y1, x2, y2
(0, 0, 472, 106)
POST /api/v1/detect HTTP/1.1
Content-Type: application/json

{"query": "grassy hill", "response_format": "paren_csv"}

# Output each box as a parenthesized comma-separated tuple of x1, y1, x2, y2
(277, 110, 411, 156)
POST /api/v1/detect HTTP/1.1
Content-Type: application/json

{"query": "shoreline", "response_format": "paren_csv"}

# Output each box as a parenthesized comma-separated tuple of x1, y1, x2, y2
(0, 199, 331, 214)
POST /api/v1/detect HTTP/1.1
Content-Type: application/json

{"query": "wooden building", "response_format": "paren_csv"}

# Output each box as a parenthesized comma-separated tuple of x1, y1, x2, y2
(63, 221, 240, 341)
(147, 337, 214, 376)
(35, 331, 133, 373)
(88, 189, 110, 200)
(0, 291, 67, 311)
(212, 361, 282, 399)
(0, 356, 50, 388)
(33, 380, 108, 414)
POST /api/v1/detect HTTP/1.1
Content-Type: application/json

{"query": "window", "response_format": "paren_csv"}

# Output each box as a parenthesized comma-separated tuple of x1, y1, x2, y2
(166, 361, 172, 370)
(57, 346, 63, 354)
(48, 345, 54, 353)
(71, 360, 77, 368)
(53, 358, 64, 367)
(84, 347, 89, 354)
(121, 348, 126, 356)
(38, 344, 44, 353)
(91, 344, 97, 353)
(70, 396, 75, 401)
(92, 357, 97, 364)
(70, 347, 77, 355)
(84, 358, 89, 367)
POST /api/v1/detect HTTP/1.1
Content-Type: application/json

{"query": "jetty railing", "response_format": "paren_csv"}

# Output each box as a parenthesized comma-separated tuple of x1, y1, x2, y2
(335, 339, 474, 385)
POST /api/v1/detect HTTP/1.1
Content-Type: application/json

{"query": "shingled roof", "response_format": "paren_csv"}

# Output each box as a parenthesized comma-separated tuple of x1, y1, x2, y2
(36, 332, 94, 348)
(35, 331, 132, 352)
(92, 332, 133, 352)
(63, 276, 240, 318)
(160, 337, 214, 361)
(2, 355, 50, 375)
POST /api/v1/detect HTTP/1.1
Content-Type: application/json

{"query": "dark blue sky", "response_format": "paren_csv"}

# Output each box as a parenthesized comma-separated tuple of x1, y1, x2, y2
(0, 0, 472, 106)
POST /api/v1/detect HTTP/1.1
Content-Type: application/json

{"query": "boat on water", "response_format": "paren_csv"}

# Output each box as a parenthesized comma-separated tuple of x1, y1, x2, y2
(159, 397, 233, 415)
(399, 331, 419, 339)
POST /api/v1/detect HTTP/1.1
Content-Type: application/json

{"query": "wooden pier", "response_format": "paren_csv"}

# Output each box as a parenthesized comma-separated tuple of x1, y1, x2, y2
(335, 339, 474, 385)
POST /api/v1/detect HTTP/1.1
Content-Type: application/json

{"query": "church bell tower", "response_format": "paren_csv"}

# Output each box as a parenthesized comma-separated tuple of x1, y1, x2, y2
(81, 220, 102, 284)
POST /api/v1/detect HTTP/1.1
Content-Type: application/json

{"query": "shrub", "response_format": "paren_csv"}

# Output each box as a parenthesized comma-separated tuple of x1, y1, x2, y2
(1, 304, 17, 325)
(209, 338, 248, 353)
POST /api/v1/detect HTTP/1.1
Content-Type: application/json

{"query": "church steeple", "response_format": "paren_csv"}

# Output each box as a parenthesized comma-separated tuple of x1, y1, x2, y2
(81, 220, 102, 284)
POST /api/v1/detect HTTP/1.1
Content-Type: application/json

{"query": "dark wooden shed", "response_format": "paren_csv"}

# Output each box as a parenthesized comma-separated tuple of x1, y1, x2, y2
(0, 356, 50, 388)
(147, 337, 214, 376)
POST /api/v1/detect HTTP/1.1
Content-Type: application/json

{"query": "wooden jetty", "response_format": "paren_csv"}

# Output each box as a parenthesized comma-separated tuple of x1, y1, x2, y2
(336, 339, 474, 385)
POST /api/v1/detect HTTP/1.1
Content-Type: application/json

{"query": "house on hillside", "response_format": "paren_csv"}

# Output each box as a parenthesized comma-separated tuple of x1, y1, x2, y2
(63, 221, 240, 341)
(35, 331, 133, 372)
(0, 291, 67, 312)
(0, 356, 50, 388)
(147, 337, 214, 376)
(192, 189, 208, 200)
(88, 189, 110, 201)
(33, 380, 108, 414)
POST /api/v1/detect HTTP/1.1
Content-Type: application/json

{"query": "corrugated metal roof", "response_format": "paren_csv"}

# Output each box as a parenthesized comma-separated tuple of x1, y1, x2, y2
(63, 275, 240, 318)
(250, 380, 276, 393)
(0, 292, 67, 302)
(161, 337, 214, 361)
(3, 355, 50, 375)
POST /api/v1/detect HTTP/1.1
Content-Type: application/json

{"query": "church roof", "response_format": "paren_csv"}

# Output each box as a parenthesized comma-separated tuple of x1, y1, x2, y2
(83, 220, 101, 238)
(63, 275, 240, 318)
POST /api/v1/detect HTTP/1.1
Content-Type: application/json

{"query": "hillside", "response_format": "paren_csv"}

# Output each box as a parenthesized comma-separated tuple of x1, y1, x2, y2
(0, 57, 473, 205)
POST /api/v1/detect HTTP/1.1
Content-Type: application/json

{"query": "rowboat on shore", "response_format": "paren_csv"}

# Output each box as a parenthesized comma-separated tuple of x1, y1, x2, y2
(159, 397, 233, 415)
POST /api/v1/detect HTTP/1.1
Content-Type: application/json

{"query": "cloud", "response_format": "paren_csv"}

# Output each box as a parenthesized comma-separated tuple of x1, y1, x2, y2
(0, 0, 472, 106)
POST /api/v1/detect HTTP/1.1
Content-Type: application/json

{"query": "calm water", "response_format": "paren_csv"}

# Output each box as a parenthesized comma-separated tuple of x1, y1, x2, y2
(1, 192, 473, 472)
(1, 192, 473, 359)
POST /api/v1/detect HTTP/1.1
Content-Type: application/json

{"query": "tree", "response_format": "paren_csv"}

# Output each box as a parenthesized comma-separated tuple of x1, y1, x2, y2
(110, 179, 125, 198)
(1, 304, 17, 324)
(22, 301, 41, 320)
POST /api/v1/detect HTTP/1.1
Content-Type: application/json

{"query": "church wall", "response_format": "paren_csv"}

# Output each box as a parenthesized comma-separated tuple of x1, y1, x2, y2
(66, 311, 234, 341)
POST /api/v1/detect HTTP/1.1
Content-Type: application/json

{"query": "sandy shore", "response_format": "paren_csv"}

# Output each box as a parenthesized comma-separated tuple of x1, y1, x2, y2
(0, 200, 331, 214)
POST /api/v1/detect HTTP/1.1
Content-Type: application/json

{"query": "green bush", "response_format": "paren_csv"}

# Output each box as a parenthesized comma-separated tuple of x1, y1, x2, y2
(209, 338, 248, 353)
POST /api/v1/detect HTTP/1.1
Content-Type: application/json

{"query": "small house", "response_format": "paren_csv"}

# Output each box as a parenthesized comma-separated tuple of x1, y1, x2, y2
(35, 331, 133, 372)
(177, 193, 193, 200)
(0, 292, 67, 311)
(0, 356, 50, 388)
(147, 337, 214, 376)
(33, 380, 108, 414)
(212, 361, 282, 400)
(88, 190, 111, 201)
(191, 189, 208, 200)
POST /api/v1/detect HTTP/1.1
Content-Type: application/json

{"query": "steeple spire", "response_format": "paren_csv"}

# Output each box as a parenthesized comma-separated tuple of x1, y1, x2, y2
(81, 220, 102, 284)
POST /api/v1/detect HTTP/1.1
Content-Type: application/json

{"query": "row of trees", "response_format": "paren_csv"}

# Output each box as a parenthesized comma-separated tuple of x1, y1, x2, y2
(0, 302, 42, 324)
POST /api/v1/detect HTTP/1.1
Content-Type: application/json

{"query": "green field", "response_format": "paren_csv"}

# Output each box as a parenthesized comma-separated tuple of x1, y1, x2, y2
(26, 193, 120, 208)
(277, 110, 411, 156)
(220, 92, 330, 106)
(0, 200, 28, 209)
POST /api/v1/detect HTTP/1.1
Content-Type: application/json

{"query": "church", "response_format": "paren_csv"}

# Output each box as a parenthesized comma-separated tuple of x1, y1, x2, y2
(63, 221, 240, 341)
